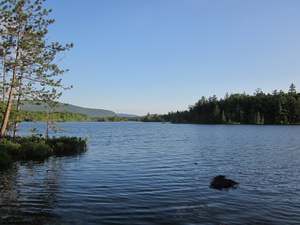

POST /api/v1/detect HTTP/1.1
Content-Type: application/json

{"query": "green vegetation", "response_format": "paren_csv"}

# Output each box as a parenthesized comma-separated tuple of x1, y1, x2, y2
(21, 109, 91, 122)
(21, 102, 116, 118)
(0, 149, 12, 169)
(0, 0, 73, 137)
(94, 113, 165, 123)
(0, 136, 88, 169)
(46, 136, 88, 156)
(162, 84, 300, 125)
(1, 103, 145, 124)
(0, 0, 89, 169)
(96, 116, 129, 122)
(142, 113, 164, 122)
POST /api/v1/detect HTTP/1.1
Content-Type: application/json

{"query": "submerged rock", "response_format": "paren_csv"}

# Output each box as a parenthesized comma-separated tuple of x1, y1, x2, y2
(209, 175, 239, 190)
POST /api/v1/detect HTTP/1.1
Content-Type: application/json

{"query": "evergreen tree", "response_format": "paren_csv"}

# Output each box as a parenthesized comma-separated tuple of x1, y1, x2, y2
(289, 83, 296, 94)
(221, 110, 226, 124)
(143, 112, 152, 122)
(0, 0, 73, 136)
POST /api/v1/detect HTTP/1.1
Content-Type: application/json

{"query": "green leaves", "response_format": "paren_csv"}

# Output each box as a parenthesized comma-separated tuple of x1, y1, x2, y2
(0, 0, 73, 136)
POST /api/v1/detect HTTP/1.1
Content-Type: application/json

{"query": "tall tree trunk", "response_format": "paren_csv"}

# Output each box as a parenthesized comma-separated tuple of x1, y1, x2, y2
(0, 29, 21, 137)
(2, 55, 7, 102)
(0, 80, 16, 136)
(46, 109, 53, 140)
(46, 119, 50, 139)
(13, 76, 23, 137)
(13, 94, 21, 137)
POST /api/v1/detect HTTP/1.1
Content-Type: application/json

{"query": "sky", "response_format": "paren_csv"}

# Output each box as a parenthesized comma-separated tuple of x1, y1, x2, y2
(42, 0, 300, 116)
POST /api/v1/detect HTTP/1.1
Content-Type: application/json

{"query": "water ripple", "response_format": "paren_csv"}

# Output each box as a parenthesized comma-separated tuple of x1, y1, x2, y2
(1, 123, 300, 224)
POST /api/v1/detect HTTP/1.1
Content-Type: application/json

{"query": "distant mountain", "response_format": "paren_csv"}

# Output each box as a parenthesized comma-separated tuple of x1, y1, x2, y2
(21, 102, 116, 118)
(117, 113, 139, 118)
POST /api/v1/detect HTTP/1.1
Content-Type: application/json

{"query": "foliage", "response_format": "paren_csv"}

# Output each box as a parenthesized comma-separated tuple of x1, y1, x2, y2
(0, 136, 52, 160)
(0, 0, 73, 137)
(20, 139, 53, 159)
(0, 149, 12, 169)
(143, 113, 164, 122)
(46, 136, 88, 156)
(162, 84, 300, 125)
(21, 110, 92, 122)
(21, 102, 116, 118)
(93, 114, 165, 123)
(95, 116, 128, 122)
(38, 88, 68, 138)
(0, 138, 21, 156)
(0, 135, 88, 167)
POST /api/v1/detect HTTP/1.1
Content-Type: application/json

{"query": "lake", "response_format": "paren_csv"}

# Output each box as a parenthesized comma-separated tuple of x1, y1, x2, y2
(1, 122, 300, 224)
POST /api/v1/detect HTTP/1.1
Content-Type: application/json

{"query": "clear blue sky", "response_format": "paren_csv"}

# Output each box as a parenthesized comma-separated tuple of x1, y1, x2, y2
(43, 0, 300, 116)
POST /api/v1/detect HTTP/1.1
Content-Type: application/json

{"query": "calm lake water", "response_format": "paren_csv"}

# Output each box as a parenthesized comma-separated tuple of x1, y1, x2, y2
(1, 122, 300, 224)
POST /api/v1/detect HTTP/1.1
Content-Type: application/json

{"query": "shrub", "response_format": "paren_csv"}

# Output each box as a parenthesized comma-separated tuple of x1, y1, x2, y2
(47, 136, 88, 156)
(20, 140, 53, 160)
(0, 150, 12, 170)
(0, 138, 21, 158)
(0, 135, 88, 162)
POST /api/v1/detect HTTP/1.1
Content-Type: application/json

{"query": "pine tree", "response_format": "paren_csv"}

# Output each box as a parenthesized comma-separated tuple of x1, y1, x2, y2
(289, 83, 296, 94)
(0, 0, 73, 136)
(221, 110, 226, 124)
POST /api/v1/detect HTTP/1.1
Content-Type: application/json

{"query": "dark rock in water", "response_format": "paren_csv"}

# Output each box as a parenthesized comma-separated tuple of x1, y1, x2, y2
(209, 175, 239, 190)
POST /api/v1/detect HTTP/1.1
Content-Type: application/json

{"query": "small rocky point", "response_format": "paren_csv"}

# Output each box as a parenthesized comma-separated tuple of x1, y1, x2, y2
(209, 175, 239, 190)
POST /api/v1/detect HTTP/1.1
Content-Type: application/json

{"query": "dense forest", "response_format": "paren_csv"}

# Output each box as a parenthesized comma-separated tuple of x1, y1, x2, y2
(0, 104, 135, 123)
(0, 104, 92, 123)
(21, 110, 91, 122)
(20, 102, 116, 118)
(161, 84, 300, 125)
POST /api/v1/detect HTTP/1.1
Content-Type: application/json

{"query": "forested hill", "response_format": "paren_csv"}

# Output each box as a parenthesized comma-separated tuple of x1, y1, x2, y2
(162, 84, 300, 125)
(21, 102, 116, 118)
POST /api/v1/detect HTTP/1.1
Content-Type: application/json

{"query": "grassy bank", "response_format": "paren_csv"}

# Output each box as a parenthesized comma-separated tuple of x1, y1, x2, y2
(0, 136, 88, 170)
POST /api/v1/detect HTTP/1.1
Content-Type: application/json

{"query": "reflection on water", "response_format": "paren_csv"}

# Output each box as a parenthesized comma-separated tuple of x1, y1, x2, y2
(1, 122, 300, 224)
(0, 158, 65, 224)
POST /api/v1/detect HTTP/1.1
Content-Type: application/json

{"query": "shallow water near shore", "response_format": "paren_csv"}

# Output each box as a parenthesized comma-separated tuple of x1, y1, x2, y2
(1, 122, 300, 224)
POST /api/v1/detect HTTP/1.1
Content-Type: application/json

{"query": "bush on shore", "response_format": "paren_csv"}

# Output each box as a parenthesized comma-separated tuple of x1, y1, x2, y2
(46, 136, 88, 156)
(0, 150, 12, 169)
(0, 136, 88, 169)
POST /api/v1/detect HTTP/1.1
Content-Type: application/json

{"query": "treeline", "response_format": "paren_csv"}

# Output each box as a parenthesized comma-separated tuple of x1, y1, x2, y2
(95, 116, 129, 122)
(0, 102, 92, 123)
(0, 106, 162, 124)
(96, 114, 164, 122)
(162, 84, 300, 125)
(3, 109, 136, 123)
(21, 110, 91, 122)
(142, 113, 164, 122)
